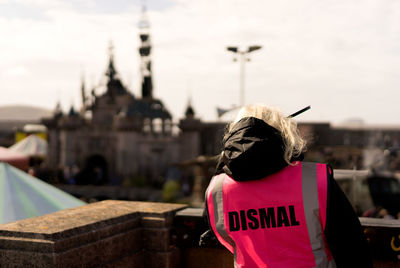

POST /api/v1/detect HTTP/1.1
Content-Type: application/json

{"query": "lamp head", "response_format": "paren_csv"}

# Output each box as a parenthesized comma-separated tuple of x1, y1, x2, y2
(227, 46, 238, 53)
(247, 45, 262, 53)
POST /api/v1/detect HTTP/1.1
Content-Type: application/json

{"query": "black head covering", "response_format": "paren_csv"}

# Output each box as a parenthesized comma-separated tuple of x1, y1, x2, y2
(216, 117, 291, 181)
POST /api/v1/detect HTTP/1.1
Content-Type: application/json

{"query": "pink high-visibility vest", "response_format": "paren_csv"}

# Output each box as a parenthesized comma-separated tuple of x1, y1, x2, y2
(206, 162, 336, 268)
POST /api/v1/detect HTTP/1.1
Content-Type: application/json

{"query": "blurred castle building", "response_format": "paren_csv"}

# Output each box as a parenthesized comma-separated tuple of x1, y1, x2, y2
(41, 11, 225, 184)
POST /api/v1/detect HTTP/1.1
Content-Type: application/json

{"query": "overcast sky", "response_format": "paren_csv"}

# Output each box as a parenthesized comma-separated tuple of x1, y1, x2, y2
(0, 0, 399, 124)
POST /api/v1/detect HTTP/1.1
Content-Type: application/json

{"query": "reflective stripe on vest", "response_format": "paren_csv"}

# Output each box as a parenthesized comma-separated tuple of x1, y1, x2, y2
(206, 175, 238, 267)
(302, 162, 336, 268)
(206, 162, 336, 268)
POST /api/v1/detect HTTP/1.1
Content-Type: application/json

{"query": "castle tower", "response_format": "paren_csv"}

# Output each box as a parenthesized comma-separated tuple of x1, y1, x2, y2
(106, 42, 117, 81)
(80, 75, 87, 116)
(138, 6, 153, 99)
(185, 97, 195, 119)
(105, 42, 126, 100)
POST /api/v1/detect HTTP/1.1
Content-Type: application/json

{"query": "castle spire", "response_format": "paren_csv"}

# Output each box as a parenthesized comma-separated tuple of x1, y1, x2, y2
(138, 4, 153, 99)
(185, 97, 195, 119)
(80, 74, 87, 115)
(106, 41, 117, 80)
(54, 101, 63, 118)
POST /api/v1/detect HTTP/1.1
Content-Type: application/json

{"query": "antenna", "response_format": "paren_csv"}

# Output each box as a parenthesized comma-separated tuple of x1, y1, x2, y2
(288, 106, 311, 118)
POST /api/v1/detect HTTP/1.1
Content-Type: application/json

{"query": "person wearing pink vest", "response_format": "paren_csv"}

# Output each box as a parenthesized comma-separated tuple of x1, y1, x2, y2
(203, 105, 372, 268)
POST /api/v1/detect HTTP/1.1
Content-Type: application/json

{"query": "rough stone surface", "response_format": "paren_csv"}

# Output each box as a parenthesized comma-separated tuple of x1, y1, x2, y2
(53, 228, 142, 267)
(0, 201, 141, 239)
(143, 248, 180, 268)
(142, 227, 172, 251)
(0, 200, 187, 267)
(0, 249, 54, 268)
(102, 251, 144, 268)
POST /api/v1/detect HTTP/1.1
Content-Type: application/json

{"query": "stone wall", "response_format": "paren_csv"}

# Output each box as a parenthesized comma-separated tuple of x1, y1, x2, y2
(0, 200, 186, 268)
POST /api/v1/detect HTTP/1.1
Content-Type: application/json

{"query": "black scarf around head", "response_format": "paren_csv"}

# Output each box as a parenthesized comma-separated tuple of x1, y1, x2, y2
(216, 117, 290, 181)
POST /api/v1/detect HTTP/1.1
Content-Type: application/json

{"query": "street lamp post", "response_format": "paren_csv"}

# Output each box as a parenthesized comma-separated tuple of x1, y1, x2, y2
(227, 45, 262, 107)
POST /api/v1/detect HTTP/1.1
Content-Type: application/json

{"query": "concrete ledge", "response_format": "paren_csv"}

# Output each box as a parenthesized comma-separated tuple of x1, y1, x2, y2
(0, 200, 141, 240)
(0, 200, 187, 267)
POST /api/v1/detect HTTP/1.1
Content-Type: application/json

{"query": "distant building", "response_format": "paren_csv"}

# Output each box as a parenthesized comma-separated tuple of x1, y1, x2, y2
(42, 10, 225, 185)
(298, 122, 400, 170)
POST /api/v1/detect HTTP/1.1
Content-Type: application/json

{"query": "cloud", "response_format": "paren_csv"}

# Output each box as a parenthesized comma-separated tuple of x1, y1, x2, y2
(2, 66, 30, 76)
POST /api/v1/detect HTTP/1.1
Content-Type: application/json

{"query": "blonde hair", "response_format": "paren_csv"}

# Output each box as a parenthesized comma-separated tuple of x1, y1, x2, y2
(230, 105, 306, 164)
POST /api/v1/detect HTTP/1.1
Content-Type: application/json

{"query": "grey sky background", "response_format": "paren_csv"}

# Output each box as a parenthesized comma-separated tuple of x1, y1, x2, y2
(0, 0, 399, 124)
